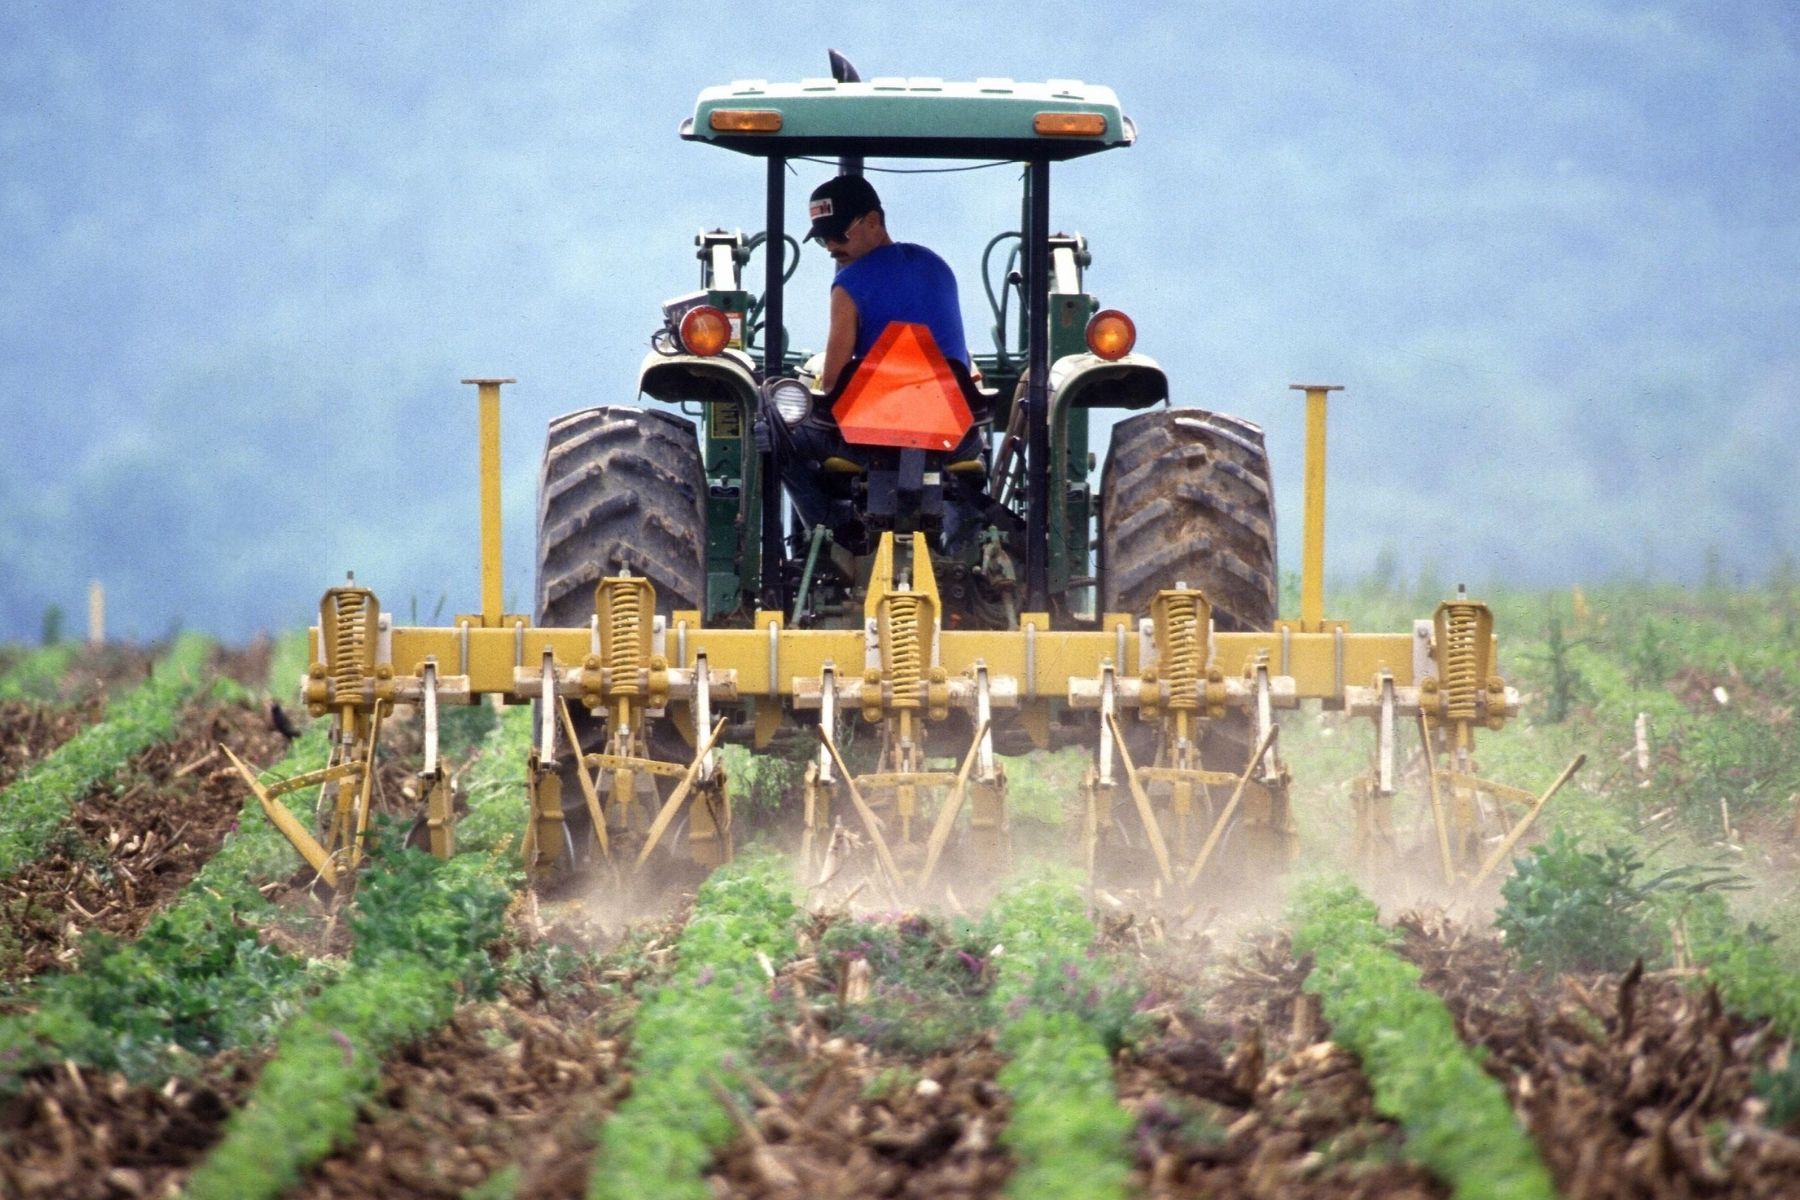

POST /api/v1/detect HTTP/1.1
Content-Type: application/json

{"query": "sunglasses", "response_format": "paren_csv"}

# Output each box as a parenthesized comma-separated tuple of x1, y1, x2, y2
(820, 211, 870, 245)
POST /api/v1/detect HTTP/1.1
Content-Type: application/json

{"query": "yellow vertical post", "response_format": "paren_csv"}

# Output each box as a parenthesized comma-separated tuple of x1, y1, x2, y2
(463, 378, 515, 626)
(1289, 384, 1342, 632)
(87, 579, 105, 647)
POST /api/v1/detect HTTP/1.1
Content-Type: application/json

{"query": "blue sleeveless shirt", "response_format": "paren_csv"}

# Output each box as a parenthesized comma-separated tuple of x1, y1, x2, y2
(832, 242, 969, 366)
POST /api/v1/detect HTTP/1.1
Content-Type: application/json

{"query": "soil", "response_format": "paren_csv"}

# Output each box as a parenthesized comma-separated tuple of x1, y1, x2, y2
(45, 645, 161, 705)
(0, 1054, 258, 1199)
(289, 983, 630, 1199)
(2, 637, 1799, 1199)
(1116, 928, 1445, 1200)
(0, 700, 290, 985)
(1398, 911, 1800, 1199)
(0, 700, 97, 793)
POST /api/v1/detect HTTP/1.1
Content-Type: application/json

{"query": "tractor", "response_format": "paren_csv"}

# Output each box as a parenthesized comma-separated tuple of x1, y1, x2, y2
(234, 58, 1579, 901)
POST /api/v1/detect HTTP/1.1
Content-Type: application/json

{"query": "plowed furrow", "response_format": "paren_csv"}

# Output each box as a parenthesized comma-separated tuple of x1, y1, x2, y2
(0, 701, 289, 985)
(1397, 912, 1800, 1199)
(1119, 930, 1445, 1200)
(290, 982, 631, 1199)
(0, 1055, 259, 1199)
(0, 701, 93, 793)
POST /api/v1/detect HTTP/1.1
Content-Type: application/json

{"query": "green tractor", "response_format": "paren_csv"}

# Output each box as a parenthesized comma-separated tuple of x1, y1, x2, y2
(532, 57, 1280, 883)
(540, 58, 1274, 641)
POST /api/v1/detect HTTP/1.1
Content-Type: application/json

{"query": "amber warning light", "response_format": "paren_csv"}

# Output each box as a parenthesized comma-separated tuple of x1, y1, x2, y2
(1034, 111, 1107, 137)
(679, 305, 733, 356)
(1085, 309, 1136, 360)
(709, 109, 783, 133)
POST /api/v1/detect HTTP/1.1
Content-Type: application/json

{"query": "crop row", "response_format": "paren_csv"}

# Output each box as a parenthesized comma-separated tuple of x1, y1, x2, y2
(181, 705, 531, 1199)
(0, 632, 214, 875)
(0, 642, 80, 701)
(1290, 879, 1556, 1200)
(584, 850, 800, 1200)
(1, 726, 328, 1081)
(986, 873, 1138, 1200)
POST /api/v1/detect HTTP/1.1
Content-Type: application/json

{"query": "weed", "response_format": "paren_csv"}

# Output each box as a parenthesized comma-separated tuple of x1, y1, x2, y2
(1496, 831, 1743, 975)
(1753, 1058, 1800, 1131)
(813, 913, 993, 1056)
(861, 1064, 923, 1100)
(715, 742, 804, 815)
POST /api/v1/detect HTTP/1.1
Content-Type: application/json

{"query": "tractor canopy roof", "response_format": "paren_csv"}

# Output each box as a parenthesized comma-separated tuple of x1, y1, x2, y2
(683, 77, 1133, 160)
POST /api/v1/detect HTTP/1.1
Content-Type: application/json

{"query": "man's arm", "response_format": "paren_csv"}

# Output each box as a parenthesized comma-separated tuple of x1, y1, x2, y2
(818, 285, 859, 393)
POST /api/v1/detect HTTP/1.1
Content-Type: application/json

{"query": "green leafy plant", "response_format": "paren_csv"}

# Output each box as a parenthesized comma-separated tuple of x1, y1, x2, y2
(987, 870, 1138, 1200)
(715, 742, 804, 814)
(1527, 606, 1591, 723)
(587, 850, 800, 1200)
(999, 748, 1086, 826)
(0, 641, 79, 700)
(181, 714, 529, 1200)
(1496, 831, 1743, 975)
(0, 672, 335, 1084)
(814, 912, 994, 1056)
(1291, 877, 1555, 1200)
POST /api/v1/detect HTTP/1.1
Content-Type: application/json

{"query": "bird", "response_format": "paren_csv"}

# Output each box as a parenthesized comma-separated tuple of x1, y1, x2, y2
(269, 700, 301, 742)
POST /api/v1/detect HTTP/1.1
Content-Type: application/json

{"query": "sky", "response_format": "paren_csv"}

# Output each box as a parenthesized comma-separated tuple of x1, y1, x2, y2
(2, 1, 1796, 643)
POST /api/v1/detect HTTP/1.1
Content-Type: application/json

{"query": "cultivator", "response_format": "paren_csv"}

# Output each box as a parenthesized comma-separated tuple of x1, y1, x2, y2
(235, 381, 1575, 898)
(232, 64, 1579, 898)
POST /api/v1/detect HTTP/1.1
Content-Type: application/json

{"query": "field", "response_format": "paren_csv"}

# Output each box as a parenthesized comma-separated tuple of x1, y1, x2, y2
(1, 584, 1799, 1199)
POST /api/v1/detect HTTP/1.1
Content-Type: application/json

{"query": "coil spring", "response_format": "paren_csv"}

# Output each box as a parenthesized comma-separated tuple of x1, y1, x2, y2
(883, 593, 923, 709)
(331, 592, 368, 698)
(607, 585, 643, 677)
(1163, 591, 1203, 710)
(1440, 603, 1481, 720)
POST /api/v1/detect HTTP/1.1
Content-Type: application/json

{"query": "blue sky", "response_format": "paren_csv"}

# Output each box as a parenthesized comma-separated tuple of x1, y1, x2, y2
(2, 2, 1796, 641)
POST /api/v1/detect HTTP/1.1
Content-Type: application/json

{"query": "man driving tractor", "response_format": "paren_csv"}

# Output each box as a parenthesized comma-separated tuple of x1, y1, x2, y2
(805, 174, 970, 391)
(769, 173, 985, 551)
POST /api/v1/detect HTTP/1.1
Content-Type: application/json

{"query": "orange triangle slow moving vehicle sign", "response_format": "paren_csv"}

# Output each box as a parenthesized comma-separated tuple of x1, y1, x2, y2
(832, 322, 974, 452)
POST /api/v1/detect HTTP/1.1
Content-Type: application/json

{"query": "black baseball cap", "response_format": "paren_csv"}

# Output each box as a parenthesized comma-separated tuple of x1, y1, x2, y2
(806, 175, 882, 242)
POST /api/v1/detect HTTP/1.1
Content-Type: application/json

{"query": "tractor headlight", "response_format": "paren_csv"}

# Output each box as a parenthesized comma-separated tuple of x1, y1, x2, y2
(767, 378, 812, 426)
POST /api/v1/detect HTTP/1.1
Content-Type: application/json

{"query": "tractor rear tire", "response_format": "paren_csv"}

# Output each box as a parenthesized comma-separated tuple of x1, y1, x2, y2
(535, 406, 706, 866)
(1098, 408, 1282, 886)
(537, 405, 706, 625)
(1099, 408, 1277, 629)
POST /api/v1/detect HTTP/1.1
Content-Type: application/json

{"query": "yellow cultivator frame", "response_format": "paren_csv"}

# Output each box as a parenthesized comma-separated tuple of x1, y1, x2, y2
(235, 380, 1577, 896)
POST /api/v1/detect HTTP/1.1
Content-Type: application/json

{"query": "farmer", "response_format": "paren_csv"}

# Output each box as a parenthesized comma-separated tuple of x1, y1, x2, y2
(803, 174, 970, 392)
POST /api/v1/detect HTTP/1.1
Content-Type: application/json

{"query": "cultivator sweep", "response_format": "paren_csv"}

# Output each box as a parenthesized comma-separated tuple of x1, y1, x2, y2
(232, 63, 1579, 898)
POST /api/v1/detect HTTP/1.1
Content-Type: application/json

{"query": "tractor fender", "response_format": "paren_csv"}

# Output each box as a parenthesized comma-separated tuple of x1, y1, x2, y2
(636, 348, 761, 407)
(1047, 352, 1168, 412)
